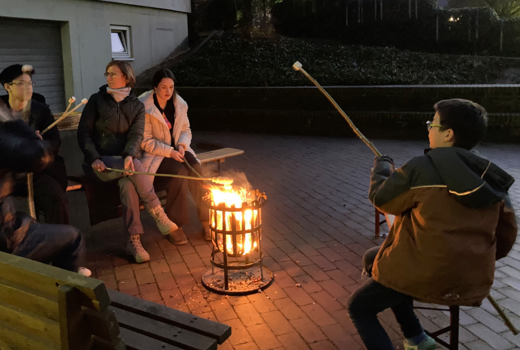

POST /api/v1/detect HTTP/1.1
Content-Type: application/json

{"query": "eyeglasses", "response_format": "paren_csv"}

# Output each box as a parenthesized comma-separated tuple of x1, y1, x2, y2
(104, 72, 120, 78)
(9, 81, 35, 88)
(426, 120, 444, 131)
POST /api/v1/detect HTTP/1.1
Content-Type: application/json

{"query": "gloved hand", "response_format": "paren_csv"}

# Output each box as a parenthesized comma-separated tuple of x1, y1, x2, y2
(374, 155, 394, 166)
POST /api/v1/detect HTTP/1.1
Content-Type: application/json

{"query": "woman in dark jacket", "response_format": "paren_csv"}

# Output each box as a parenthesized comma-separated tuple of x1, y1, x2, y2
(77, 61, 180, 264)
(0, 64, 69, 224)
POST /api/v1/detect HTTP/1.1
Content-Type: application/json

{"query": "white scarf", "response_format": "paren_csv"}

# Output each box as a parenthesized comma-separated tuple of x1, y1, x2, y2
(107, 87, 131, 103)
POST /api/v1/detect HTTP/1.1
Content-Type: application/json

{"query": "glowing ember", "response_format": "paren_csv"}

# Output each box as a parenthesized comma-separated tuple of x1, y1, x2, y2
(209, 186, 259, 256)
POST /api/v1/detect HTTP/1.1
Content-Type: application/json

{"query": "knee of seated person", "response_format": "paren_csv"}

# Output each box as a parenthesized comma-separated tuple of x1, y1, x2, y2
(132, 158, 143, 170)
(346, 294, 361, 316)
(178, 165, 188, 176)
(58, 225, 82, 242)
(118, 177, 133, 191)
(362, 247, 380, 272)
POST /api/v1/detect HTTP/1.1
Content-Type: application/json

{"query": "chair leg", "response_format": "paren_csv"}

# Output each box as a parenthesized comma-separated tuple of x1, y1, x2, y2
(449, 305, 460, 350)
(375, 209, 380, 237)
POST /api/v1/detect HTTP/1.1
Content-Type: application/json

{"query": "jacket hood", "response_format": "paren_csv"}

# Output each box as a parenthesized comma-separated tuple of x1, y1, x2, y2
(138, 90, 188, 122)
(427, 147, 514, 208)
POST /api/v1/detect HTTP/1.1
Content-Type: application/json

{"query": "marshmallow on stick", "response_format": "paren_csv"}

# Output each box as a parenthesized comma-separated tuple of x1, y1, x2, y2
(41, 98, 87, 135)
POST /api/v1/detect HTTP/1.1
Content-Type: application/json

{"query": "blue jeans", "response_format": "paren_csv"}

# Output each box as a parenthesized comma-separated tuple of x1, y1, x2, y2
(347, 247, 424, 350)
(12, 221, 85, 272)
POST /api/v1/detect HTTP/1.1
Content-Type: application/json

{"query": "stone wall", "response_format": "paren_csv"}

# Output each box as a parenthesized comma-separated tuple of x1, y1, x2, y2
(175, 85, 520, 142)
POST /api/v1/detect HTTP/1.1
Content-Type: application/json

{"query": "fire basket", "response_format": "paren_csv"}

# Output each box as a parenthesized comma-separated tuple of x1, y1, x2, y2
(201, 189, 274, 295)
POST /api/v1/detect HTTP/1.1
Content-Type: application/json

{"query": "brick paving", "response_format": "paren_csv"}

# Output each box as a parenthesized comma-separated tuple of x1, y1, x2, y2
(69, 132, 520, 350)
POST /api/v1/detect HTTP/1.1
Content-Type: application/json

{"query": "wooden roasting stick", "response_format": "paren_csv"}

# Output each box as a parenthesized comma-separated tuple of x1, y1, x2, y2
(292, 61, 382, 157)
(104, 167, 233, 186)
(292, 61, 519, 336)
(27, 97, 88, 219)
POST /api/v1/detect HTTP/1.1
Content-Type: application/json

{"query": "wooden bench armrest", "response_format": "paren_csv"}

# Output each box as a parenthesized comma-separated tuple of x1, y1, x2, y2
(198, 148, 244, 163)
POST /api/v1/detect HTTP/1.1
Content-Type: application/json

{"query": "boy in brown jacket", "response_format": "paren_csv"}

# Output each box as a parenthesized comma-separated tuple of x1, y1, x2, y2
(347, 99, 518, 350)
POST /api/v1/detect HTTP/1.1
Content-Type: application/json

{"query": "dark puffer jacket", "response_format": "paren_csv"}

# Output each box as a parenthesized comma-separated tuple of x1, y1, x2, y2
(77, 85, 145, 164)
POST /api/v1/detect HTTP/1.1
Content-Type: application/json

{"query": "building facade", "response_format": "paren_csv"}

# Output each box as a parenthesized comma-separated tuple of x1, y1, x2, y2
(0, 0, 190, 112)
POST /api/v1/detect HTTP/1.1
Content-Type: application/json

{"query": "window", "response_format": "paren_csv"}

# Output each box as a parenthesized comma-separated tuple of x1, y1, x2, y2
(111, 25, 132, 60)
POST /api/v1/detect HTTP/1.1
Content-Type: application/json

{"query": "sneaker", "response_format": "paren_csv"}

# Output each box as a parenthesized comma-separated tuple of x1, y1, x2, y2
(167, 227, 188, 246)
(404, 335, 436, 350)
(148, 205, 178, 235)
(126, 234, 150, 263)
(201, 221, 212, 241)
(78, 267, 92, 277)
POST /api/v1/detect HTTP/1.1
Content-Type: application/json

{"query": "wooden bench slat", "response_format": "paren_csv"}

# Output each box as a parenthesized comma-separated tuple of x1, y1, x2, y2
(111, 307, 217, 350)
(108, 289, 231, 344)
(84, 308, 121, 342)
(118, 327, 185, 350)
(0, 319, 59, 350)
(0, 278, 59, 321)
(0, 251, 110, 311)
(0, 301, 60, 345)
(198, 148, 244, 163)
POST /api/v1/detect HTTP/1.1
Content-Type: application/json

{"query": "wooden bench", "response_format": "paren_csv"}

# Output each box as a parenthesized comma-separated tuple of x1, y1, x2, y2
(0, 251, 231, 350)
(197, 147, 244, 174)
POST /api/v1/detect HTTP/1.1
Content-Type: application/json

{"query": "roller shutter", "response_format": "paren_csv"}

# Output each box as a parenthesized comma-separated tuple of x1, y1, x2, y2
(0, 16, 66, 112)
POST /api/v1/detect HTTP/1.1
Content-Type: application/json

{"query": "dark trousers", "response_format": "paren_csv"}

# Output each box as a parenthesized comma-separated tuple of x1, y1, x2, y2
(14, 172, 69, 225)
(154, 157, 190, 226)
(184, 151, 209, 222)
(347, 246, 424, 350)
(11, 222, 85, 272)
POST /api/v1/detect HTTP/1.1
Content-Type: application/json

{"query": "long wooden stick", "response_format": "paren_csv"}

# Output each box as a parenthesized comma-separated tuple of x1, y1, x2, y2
(487, 295, 519, 335)
(41, 98, 87, 135)
(27, 173, 36, 219)
(292, 61, 382, 157)
(105, 167, 232, 185)
(28, 97, 86, 219)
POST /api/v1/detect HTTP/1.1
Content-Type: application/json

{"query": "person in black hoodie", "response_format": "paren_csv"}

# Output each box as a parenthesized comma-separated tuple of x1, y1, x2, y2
(77, 60, 178, 264)
(0, 64, 69, 224)
(0, 119, 89, 275)
(347, 99, 517, 350)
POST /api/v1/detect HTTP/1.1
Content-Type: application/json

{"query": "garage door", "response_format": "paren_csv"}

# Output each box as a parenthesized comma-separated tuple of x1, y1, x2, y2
(0, 16, 66, 112)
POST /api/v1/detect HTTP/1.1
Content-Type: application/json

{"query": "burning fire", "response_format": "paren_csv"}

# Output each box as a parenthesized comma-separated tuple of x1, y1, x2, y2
(209, 185, 258, 256)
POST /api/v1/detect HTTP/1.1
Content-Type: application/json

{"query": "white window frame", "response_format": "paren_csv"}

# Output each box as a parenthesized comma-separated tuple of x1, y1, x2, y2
(110, 25, 133, 60)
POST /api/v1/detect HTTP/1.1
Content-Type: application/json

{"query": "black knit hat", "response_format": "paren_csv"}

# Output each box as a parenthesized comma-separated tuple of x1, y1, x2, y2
(0, 64, 35, 85)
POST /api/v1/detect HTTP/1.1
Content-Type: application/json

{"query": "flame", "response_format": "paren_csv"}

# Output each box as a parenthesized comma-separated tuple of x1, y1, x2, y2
(209, 185, 258, 255)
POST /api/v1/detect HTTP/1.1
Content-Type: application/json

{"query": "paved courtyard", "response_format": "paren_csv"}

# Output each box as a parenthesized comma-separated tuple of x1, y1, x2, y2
(68, 132, 520, 350)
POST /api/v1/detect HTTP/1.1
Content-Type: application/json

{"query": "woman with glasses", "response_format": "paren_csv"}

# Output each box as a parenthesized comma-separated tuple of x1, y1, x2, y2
(78, 61, 179, 263)
(0, 64, 69, 225)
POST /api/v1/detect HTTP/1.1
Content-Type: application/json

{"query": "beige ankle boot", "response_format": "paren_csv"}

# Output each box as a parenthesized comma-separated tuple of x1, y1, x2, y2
(125, 234, 150, 263)
(148, 205, 178, 235)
